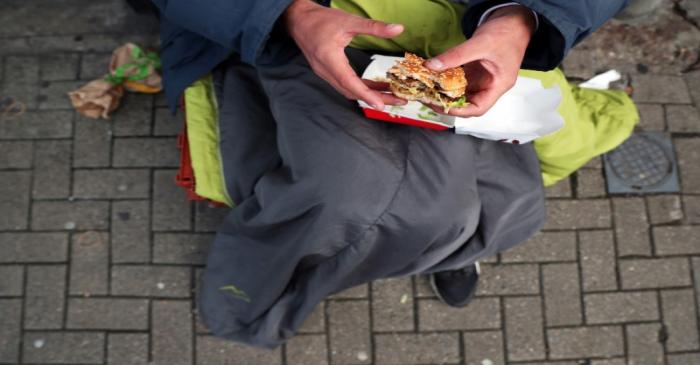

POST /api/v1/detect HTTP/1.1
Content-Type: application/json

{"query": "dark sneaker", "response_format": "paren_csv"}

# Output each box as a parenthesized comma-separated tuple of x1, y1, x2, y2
(429, 262, 481, 308)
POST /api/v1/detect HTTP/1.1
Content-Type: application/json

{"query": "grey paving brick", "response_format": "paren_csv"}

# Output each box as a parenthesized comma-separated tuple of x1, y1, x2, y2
(501, 231, 577, 263)
(153, 233, 212, 265)
(110, 94, 153, 136)
(693, 258, 700, 324)
(583, 156, 603, 169)
(298, 302, 325, 334)
(24, 265, 66, 329)
(328, 300, 371, 364)
(80, 53, 111, 80)
(579, 230, 618, 291)
(154, 107, 184, 136)
(111, 200, 151, 263)
(543, 263, 582, 326)
(4, 55, 39, 83)
(667, 104, 700, 132)
(32, 140, 71, 199)
(0, 233, 68, 263)
(684, 195, 700, 224)
(548, 326, 624, 359)
(463, 330, 504, 365)
(0, 265, 23, 296)
(689, 71, 700, 105)
(504, 297, 545, 361)
(37, 80, 83, 110)
(413, 275, 437, 298)
(661, 289, 700, 351)
(591, 360, 626, 365)
(195, 202, 230, 232)
(2, 82, 37, 110)
(477, 264, 539, 295)
(73, 169, 150, 199)
(113, 137, 179, 167)
(0, 299, 21, 363)
(584, 292, 658, 324)
(0, 110, 73, 139)
(330, 284, 368, 299)
(626, 323, 665, 365)
(375, 333, 459, 365)
(69, 231, 109, 296)
(613, 197, 651, 257)
(676, 138, 700, 194)
(620, 258, 691, 289)
(23, 332, 105, 364)
(111, 265, 191, 297)
(667, 353, 700, 365)
(108, 333, 149, 365)
(152, 300, 193, 365)
(73, 115, 111, 167)
(372, 277, 414, 332)
(286, 335, 328, 365)
(545, 177, 572, 198)
(654, 226, 700, 255)
(32, 201, 109, 230)
(0, 141, 32, 168)
(67, 298, 148, 330)
(1, 34, 158, 56)
(576, 168, 607, 198)
(544, 199, 611, 230)
(41, 53, 80, 81)
(646, 195, 683, 224)
(418, 297, 500, 331)
(636, 104, 666, 131)
(633, 75, 692, 103)
(153, 169, 191, 231)
(196, 335, 281, 365)
(0, 171, 30, 230)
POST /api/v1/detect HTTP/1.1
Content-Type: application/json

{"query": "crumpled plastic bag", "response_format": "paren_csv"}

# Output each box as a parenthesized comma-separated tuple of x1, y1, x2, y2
(68, 80, 124, 119)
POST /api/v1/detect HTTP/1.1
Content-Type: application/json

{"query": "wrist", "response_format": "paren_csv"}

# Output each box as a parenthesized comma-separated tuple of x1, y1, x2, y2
(284, 0, 317, 33)
(485, 5, 537, 37)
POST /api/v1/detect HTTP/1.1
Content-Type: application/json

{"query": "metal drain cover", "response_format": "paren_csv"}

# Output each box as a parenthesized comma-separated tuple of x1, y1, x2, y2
(604, 132, 680, 194)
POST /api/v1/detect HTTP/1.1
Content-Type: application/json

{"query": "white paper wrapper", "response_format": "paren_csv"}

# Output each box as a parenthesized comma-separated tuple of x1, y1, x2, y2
(359, 55, 565, 144)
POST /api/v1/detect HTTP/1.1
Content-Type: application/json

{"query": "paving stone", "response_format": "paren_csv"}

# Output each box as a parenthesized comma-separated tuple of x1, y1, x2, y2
(0, 33, 158, 56)
(330, 284, 368, 299)
(477, 264, 539, 295)
(153, 233, 212, 265)
(32, 140, 71, 199)
(418, 298, 500, 331)
(69, 231, 109, 296)
(576, 168, 607, 198)
(0, 299, 21, 363)
(543, 263, 582, 326)
(675, 138, 700, 194)
(661, 289, 700, 351)
(413, 275, 436, 298)
(626, 323, 665, 365)
(548, 326, 624, 359)
(2, 56, 39, 109)
(23, 332, 105, 364)
(504, 297, 545, 361)
(152, 300, 193, 365)
(646, 195, 683, 224)
(328, 300, 371, 364)
(80, 53, 111, 80)
(153, 169, 191, 231)
(612, 197, 651, 257)
(463, 330, 504, 365)
(692, 258, 700, 323)
(372, 277, 414, 332)
(683, 195, 700, 224)
(688, 70, 700, 105)
(501, 231, 577, 263)
(0, 171, 30, 230)
(67, 298, 149, 330)
(73, 115, 112, 167)
(32, 201, 109, 230)
(108, 333, 149, 365)
(636, 104, 666, 131)
(0, 265, 23, 296)
(667, 353, 700, 365)
(590, 360, 626, 365)
(545, 177, 572, 198)
(37, 80, 83, 110)
(544, 199, 611, 230)
(584, 292, 659, 324)
(111, 265, 191, 297)
(633, 75, 692, 103)
(24, 265, 66, 329)
(666, 104, 700, 132)
(111, 200, 150, 263)
(620, 258, 691, 289)
(196, 335, 281, 365)
(111, 94, 153, 136)
(0, 110, 73, 139)
(0, 141, 32, 168)
(113, 137, 179, 167)
(195, 202, 230, 232)
(298, 302, 326, 334)
(579, 230, 618, 291)
(41, 53, 80, 81)
(375, 333, 459, 365)
(154, 107, 183, 136)
(0, 233, 68, 263)
(286, 335, 328, 365)
(654, 226, 700, 255)
(73, 169, 150, 199)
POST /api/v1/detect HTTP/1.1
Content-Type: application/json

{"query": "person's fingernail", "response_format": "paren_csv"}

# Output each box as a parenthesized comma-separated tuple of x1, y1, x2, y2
(386, 23, 403, 32)
(425, 59, 444, 70)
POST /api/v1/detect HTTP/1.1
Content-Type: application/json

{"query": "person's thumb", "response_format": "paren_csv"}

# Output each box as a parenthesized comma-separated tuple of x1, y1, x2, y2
(350, 18, 403, 39)
(425, 41, 482, 71)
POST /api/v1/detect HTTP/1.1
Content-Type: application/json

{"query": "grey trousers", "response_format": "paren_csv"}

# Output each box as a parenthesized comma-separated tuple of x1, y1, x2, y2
(198, 48, 545, 348)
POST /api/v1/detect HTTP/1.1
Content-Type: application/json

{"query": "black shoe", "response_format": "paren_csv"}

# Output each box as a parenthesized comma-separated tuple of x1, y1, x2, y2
(430, 262, 481, 308)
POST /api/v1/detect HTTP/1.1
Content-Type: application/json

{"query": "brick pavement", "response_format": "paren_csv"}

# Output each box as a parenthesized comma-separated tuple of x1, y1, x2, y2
(1, 1, 700, 364)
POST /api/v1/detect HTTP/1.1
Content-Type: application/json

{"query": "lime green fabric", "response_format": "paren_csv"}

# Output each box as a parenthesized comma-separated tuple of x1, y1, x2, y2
(183, 76, 234, 206)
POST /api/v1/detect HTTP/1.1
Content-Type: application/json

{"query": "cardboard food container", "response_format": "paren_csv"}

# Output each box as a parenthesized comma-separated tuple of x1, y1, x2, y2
(358, 55, 565, 144)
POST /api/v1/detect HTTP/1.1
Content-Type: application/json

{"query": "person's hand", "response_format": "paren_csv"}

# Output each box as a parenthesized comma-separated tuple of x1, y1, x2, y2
(425, 5, 536, 117)
(284, 0, 407, 109)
